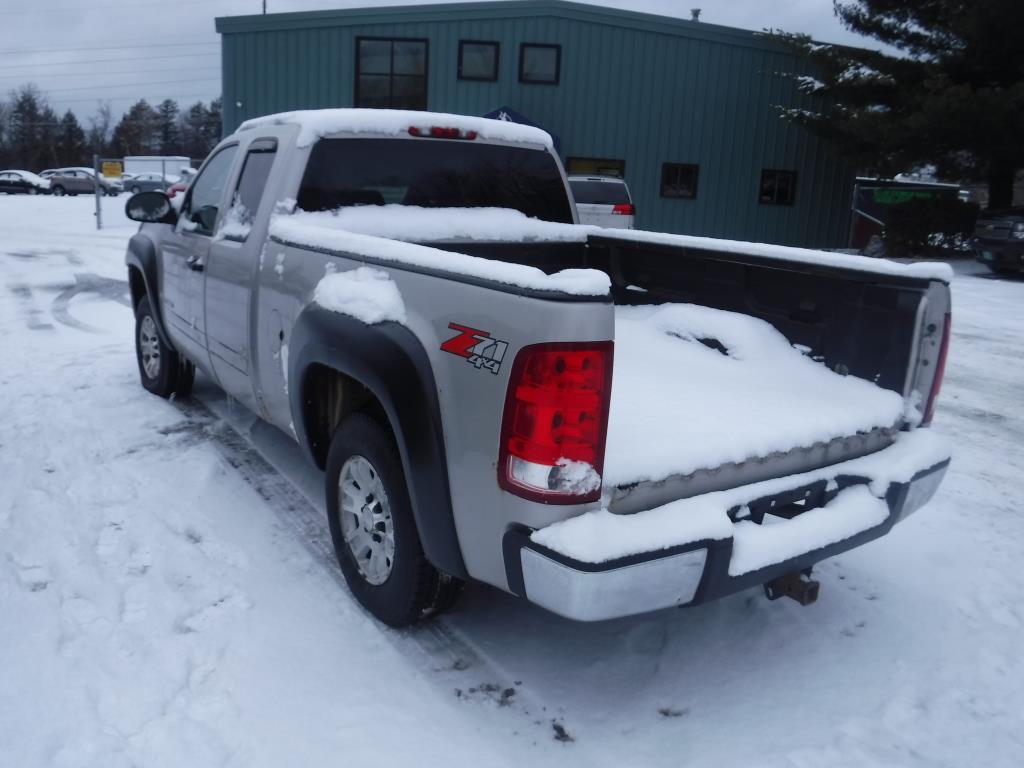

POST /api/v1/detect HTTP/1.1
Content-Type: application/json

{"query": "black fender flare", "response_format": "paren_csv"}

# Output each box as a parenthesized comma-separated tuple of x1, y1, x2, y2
(289, 305, 467, 579)
(125, 231, 174, 347)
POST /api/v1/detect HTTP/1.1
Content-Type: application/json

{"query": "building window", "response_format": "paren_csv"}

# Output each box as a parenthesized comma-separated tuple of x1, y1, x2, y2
(759, 169, 796, 205)
(519, 43, 561, 84)
(458, 40, 499, 81)
(660, 163, 699, 199)
(566, 157, 625, 177)
(355, 37, 428, 110)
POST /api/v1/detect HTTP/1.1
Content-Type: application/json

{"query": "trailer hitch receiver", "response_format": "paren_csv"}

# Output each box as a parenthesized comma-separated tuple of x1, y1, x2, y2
(764, 571, 820, 606)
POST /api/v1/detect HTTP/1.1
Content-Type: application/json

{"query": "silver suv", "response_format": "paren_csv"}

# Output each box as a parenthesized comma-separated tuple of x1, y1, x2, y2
(44, 168, 121, 197)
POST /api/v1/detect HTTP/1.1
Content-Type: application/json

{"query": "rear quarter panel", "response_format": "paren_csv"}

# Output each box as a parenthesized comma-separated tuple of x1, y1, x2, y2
(256, 241, 613, 590)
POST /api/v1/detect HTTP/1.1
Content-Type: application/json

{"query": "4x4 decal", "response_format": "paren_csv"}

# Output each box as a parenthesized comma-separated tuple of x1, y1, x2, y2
(441, 323, 508, 375)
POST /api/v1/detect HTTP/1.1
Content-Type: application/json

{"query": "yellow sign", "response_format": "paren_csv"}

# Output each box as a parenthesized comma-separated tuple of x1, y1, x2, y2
(101, 160, 123, 179)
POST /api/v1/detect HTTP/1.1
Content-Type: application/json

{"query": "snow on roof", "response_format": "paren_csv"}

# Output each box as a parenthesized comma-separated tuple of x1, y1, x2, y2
(598, 229, 954, 283)
(238, 108, 554, 149)
(316, 205, 589, 244)
(270, 210, 610, 296)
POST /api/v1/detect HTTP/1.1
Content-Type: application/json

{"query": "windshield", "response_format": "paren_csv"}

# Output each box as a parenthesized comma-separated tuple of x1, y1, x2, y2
(569, 179, 630, 205)
(298, 137, 574, 223)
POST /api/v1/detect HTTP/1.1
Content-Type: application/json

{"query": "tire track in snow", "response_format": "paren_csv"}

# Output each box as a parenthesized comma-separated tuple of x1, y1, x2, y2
(171, 395, 578, 751)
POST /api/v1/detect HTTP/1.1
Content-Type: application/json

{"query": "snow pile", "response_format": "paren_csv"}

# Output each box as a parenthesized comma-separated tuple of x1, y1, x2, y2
(604, 303, 907, 487)
(313, 266, 407, 325)
(238, 108, 553, 149)
(597, 228, 954, 283)
(271, 212, 610, 297)
(532, 428, 950, 564)
(313, 205, 590, 243)
(218, 199, 252, 239)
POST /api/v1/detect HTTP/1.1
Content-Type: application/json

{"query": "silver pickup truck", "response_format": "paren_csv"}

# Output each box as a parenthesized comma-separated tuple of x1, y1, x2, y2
(124, 108, 952, 627)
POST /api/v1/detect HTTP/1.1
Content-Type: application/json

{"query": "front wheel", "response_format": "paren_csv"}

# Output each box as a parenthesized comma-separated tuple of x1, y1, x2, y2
(51, 185, 65, 196)
(134, 295, 194, 398)
(326, 413, 462, 626)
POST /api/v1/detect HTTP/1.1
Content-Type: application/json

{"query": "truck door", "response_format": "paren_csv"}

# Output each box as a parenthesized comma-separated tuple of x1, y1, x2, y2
(161, 144, 239, 368)
(204, 138, 278, 410)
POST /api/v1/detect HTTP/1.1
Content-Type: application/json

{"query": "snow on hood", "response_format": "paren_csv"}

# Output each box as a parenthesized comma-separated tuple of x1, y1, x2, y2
(238, 108, 553, 149)
(313, 205, 589, 243)
(270, 211, 610, 297)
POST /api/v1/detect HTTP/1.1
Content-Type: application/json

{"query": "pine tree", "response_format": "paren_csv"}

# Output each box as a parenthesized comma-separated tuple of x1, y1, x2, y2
(36, 106, 60, 170)
(156, 98, 181, 155)
(55, 110, 86, 167)
(777, 0, 1024, 209)
(87, 102, 113, 157)
(179, 100, 211, 159)
(7, 85, 45, 170)
(111, 99, 160, 156)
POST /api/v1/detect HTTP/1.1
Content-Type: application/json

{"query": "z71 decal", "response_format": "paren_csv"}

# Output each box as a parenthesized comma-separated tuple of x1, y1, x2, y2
(440, 323, 509, 375)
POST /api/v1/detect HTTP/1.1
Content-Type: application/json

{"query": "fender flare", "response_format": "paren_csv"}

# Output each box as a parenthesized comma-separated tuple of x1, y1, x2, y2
(289, 305, 467, 579)
(124, 232, 174, 347)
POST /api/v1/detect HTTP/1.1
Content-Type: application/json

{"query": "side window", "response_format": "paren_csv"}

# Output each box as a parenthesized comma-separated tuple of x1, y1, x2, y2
(223, 140, 277, 240)
(759, 169, 797, 205)
(183, 145, 239, 235)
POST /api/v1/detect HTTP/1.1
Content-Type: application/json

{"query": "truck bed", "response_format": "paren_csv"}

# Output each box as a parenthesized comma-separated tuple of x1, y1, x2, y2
(604, 302, 904, 513)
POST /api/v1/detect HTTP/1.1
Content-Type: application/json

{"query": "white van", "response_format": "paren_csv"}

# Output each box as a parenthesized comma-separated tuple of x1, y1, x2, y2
(568, 175, 635, 229)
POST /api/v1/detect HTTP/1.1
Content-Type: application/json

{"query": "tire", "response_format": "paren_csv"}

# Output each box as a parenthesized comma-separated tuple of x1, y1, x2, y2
(131, 185, 141, 195)
(325, 413, 462, 626)
(28, 187, 38, 195)
(134, 295, 195, 398)
(52, 185, 65, 196)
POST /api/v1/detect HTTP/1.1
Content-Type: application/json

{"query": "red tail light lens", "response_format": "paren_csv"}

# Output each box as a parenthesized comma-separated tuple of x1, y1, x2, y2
(612, 203, 635, 215)
(408, 126, 478, 140)
(922, 313, 951, 425)
(498, 341, 614, 503)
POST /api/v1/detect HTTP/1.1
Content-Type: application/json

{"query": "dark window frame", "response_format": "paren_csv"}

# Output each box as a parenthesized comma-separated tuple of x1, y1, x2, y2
(660, 162, 700, 199)
(457, 39, 499, 82)
(354, 36, 430, 110)
(565, 157, 626, 177)
(518, 43, 561, 85)
(759, 168, 797, 206)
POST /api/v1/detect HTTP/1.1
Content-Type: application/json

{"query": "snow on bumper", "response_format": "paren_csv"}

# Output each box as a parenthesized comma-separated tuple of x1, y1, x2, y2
(505, 430, 950, 621)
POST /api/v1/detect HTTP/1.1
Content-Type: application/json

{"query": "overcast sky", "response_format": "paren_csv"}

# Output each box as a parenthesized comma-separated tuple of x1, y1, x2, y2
(3, 0, 873, 125)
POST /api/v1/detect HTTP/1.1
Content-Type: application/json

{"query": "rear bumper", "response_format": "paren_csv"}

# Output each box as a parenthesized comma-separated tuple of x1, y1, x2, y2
(503, 449, 950, 622)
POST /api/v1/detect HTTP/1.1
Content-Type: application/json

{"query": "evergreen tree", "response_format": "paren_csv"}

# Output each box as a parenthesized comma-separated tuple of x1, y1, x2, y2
(156, 98, 181, 155)
(36, 106, 60, 170)
(778, 0, 1024, 209)
(110, 99, 160, 156)
(87, 102, 113, 157)
(55, 110, 86, 167)
(7, 85, 45, 169)
(179, 100, 211, 159)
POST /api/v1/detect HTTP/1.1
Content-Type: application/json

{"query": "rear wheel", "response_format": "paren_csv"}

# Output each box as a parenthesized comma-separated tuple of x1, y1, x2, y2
(134, 295, 194, 398)
(131, 185, 141, 195)
(326, 413, 462, 626)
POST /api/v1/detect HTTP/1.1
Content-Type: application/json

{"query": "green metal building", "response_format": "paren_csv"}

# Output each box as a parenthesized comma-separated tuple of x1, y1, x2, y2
(216, 1, 853, 247)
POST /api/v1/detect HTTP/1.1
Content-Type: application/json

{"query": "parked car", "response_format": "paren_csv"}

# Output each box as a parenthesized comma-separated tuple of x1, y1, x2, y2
(125, 172, 176, 195)
(0, 169, 50, 195)
(47, 168, 121, 197)
(568, 174, 635, 228)
(123, 108, 951, 628)
(973, 207, 1024, 275)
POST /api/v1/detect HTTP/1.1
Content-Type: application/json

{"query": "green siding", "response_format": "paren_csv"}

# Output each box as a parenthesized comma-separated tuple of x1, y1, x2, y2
(217, 1, 854, 248)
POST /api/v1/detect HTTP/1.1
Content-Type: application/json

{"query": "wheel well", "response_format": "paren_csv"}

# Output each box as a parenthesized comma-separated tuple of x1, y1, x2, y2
(302, 364, 387, 469)
(128, 266, 146, 310)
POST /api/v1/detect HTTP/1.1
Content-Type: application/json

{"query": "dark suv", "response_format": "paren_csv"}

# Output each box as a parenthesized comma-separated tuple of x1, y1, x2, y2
(973, 208, 1024, 275)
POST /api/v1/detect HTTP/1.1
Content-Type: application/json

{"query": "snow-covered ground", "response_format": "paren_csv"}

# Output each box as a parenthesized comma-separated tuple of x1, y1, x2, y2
(1, 196, 1022, 767)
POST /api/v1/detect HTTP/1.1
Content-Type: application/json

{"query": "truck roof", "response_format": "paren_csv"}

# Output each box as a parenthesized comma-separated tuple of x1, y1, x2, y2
(236, 107, 554, 149)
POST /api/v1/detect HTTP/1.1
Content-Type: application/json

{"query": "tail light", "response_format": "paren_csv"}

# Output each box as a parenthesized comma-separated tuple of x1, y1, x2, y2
(498, 341, 614, 503)
(408, 126, 478, 140)
(922, 313, 951, 424)
(612, 203, 635, 215)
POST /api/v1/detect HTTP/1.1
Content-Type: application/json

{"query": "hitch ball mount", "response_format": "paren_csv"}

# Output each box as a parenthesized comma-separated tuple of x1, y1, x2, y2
(764, 570, 820, 606)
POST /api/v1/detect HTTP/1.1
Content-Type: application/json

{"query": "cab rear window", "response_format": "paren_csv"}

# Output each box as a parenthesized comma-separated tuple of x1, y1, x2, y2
(569, 180, 630, 205)
(298, 138, 574, 224)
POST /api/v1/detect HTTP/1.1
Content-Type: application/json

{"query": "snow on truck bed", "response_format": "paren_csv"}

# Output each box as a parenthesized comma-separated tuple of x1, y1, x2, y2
(603, 303, 906, 489)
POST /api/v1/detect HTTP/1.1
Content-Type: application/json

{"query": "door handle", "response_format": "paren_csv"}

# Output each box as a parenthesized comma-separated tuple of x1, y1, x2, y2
(186, 255, 204, 272)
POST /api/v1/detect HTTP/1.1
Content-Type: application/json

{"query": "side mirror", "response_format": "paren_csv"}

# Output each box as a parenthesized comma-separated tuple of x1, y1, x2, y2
(126, 191, 176, 224)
